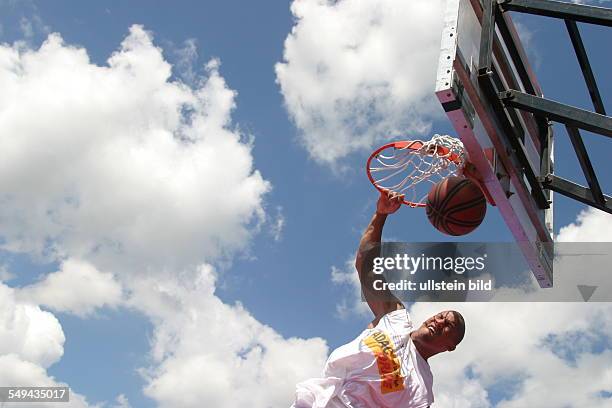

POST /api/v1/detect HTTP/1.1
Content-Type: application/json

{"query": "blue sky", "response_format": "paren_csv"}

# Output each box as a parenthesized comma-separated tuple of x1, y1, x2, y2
(0, 1, 611, 407)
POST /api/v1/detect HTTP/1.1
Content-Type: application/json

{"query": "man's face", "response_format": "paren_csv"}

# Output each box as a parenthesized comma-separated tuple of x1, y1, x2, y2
(413, 310, 460, 354)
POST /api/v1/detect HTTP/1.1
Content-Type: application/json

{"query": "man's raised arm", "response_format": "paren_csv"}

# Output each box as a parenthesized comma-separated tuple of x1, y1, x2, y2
(355, 191, 404, 327)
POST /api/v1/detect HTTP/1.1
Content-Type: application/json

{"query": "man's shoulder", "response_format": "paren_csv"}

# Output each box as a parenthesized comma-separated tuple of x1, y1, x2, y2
(365, 308, 415, 344)
(379, 307, 412, 328)
(369, 303, 407, 328)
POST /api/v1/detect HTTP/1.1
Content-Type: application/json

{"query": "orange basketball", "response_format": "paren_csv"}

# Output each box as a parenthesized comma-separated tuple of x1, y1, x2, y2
(426, 176, 487, 236)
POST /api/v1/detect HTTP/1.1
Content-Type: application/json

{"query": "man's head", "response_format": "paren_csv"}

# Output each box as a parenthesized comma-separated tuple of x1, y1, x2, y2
(410, 310, 465, 360)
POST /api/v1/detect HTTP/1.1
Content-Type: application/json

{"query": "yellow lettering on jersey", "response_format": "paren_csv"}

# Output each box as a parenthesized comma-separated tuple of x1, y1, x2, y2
(363, 331, 404, 394)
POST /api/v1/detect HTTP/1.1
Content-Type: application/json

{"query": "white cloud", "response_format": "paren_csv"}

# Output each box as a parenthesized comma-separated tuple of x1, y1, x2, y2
(0, 283, 94, 408)
(170, 37, 199, 85)
(0, 354, 94, 408)
(0, 263, 15, 282)
(276, 0, 446, 166)
(557, 207, 612, 242)
(330, 257, 370, 319)
(270, 206, 286, 242)
(0, 25, 270, 272)
(0, 25, 328, 407)
(17, 6, 50, 41)
(11, 1, 51, 45)
(137, 265, 328, 408)
(19, 17, 34, 38)
(17, 258, 123, 317)
(111, 394, 132, 408)
(0, 282, 64, 368)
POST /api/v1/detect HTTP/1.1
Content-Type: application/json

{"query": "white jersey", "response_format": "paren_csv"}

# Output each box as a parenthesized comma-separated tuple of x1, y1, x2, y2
(292, 309, 433, 408)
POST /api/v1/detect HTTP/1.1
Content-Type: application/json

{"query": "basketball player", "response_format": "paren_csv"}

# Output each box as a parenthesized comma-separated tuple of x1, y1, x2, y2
(291, 190, 465, 408)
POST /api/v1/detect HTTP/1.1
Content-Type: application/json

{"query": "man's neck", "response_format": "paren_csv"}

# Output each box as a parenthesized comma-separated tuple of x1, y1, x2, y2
(410, 331, 434, 361)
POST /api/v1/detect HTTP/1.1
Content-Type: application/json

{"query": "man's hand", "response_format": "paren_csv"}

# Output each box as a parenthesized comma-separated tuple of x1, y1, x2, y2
(376, 189, 405, 215)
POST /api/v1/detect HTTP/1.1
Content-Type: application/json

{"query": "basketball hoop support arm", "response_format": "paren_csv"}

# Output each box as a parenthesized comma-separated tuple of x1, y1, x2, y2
(480, 0, 612, 215)
(498, 0, 612, 27)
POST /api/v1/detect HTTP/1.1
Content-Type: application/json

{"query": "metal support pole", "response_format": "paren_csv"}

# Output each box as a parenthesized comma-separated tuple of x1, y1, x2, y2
(542, 175, 612, 214)
(479, 0, 496, 70)
(499, 0, 612, 27)
(500, 90, 612, 137)
(480, 74, 551, 209)
(565, 20, 606, 115)
(565, 126, 605, 205)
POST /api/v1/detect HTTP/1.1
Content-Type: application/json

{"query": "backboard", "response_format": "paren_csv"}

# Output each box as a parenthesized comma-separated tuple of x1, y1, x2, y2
(435, 0, 555, 287)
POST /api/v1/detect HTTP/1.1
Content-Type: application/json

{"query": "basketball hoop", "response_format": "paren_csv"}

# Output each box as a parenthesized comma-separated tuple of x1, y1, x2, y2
(366, 134, 467, 207)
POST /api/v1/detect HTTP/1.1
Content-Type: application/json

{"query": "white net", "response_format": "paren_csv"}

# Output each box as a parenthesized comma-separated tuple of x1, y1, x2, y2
(368, 134, 467, 206)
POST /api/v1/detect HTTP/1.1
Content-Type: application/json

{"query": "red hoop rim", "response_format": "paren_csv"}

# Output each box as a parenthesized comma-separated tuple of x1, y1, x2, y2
(366, 140, 463, 208)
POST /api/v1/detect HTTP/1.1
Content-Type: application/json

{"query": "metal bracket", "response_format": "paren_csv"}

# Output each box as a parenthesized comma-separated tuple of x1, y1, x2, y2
(542, 175, 612, 214)
(500, 90, 612, 137)
(499, 0, 612, 26)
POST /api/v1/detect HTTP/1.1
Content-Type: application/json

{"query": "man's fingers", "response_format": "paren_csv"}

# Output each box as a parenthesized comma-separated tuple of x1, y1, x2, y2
(379, 189, 404, 208)
(379, 189, 391, 202)
(384, 191, 402, 202)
